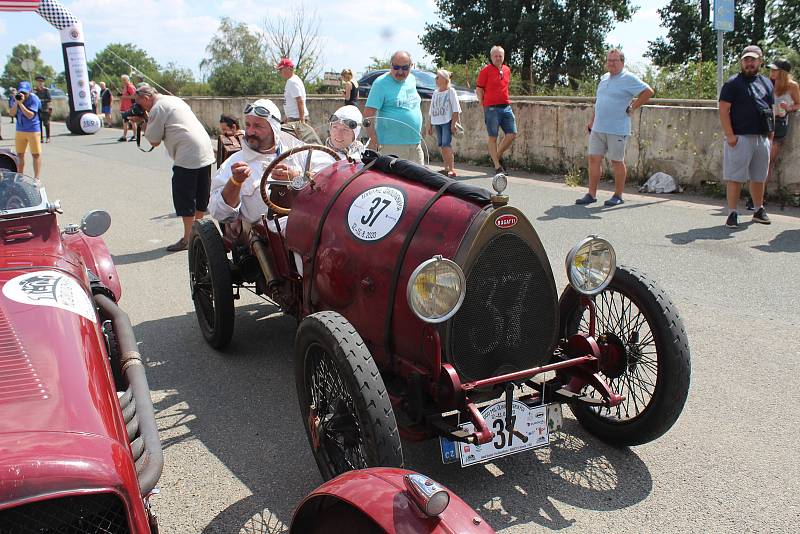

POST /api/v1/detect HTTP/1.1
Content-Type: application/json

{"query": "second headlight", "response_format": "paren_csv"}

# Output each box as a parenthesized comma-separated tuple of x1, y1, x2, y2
(407, 255, 466, 323)
(565, 236, 616, 295)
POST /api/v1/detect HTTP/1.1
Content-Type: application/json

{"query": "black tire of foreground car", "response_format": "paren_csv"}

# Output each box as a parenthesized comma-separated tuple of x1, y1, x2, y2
(559, 265, 691, 446)
(189, 219, 235, 349)
(295, 311, 404, 480)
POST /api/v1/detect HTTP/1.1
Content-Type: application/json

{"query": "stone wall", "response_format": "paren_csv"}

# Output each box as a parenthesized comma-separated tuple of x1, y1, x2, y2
(44, 96, 799, 193)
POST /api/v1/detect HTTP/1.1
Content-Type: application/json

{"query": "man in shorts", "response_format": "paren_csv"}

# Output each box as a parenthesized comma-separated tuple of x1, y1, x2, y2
(577, 49, 653, 206)
(10, 81, 42, 179)
(132, 84, 215, 251)
(119, 74, 137, 141)
(476, 46, 516, 174)
(719, 45, 774, 227)
(99, 82, 113, 127)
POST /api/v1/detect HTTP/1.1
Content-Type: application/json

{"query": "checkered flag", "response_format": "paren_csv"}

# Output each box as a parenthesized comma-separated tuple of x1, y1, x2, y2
(37, 0, 77, 29)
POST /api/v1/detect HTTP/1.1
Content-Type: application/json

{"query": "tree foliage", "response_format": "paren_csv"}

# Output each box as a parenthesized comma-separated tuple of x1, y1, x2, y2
(0, 44, 56, 92)
(421, 0, 635, 90)
(261, 2, 324, 80)
(89, 43, 160, 89)
(200, 17, 282, 96)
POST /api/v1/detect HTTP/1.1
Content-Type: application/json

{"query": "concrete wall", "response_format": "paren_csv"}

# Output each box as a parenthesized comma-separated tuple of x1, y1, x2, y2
(44, 96, 799, 193)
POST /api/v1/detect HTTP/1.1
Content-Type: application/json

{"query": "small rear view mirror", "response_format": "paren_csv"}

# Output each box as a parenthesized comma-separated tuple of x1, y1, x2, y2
(81, 210, 111, 237)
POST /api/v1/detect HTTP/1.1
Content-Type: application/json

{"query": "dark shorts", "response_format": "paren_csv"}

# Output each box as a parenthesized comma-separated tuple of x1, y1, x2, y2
(172, 164, 211, 216)
(484, 105, 517, 137)
(102, 105, 111, 114)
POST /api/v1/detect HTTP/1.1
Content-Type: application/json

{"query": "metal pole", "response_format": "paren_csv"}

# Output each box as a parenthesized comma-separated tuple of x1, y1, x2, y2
(716, 30, 724, 98)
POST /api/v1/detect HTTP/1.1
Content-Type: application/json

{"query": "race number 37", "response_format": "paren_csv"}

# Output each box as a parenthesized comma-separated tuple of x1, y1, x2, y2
(347, 186, 405, 242)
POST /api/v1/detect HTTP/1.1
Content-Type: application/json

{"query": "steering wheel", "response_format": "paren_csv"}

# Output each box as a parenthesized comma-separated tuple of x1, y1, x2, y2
(259, 144, 341, 216)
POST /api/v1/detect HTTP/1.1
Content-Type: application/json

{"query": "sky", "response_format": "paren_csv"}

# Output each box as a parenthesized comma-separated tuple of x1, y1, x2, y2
(0, 0, 667, 81)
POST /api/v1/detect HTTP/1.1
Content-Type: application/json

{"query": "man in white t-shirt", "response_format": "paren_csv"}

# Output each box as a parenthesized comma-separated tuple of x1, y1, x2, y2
(132, 84, 215, 252)
(276, 58, 308, 122)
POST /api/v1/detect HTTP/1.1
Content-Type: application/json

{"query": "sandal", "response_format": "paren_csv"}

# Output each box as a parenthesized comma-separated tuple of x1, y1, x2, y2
(166, 238, 188, 252)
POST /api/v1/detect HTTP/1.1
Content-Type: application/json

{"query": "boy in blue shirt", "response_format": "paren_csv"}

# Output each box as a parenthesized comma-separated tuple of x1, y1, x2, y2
(10, 81, 42, 179)
(576, 49, 654, 206)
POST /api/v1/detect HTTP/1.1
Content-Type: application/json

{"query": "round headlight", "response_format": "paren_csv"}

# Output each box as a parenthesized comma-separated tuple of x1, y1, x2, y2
(407, 256, 466, 323)
(565, 236, 616, 295)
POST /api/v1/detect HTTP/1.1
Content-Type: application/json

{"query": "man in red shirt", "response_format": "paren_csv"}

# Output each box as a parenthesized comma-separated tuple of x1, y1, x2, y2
(476, 45, 517, 173)
(118, 74, 137, 142)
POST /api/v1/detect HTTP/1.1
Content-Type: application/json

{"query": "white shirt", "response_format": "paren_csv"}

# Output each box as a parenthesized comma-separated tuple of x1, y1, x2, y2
(144, 95, 215, 169)
(284, 74, 308, 119)
(429, 87, 462, 125)
(208, 133, 333, 224)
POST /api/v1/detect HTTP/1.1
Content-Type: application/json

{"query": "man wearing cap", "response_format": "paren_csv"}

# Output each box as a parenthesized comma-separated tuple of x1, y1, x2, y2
(131, 84, 215, 251)
(719, 45, 774, 228)
(34, 75, 52, 143)
(276, 57, 320, 144)
(208, 98, 331, 228)
(363, 50, 424, 165)
(576, 48, 653, 207)
(10, 81, 42, 180)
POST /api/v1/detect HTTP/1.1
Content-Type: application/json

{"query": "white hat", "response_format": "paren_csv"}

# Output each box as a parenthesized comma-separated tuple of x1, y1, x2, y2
(245, 98, 283, 140)
(331, 104, 362, 139)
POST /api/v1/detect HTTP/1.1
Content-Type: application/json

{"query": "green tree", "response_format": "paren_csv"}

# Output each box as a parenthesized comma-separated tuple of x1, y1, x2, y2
(0, 44, 56, 92)
(200, 17, 282, 96)
(768, 0, 800, 50)
(155, 62, 195, 95)
(89, 43, 160, 90)
(421, 0, 634, 90)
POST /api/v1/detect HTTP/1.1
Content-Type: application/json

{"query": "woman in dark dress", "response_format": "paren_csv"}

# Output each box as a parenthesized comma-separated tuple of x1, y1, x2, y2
(341, 68, 358, 107)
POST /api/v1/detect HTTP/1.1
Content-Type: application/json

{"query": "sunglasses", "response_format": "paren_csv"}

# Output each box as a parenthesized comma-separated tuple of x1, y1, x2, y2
(391, 64, 411, 71)
(243, 103, 273, 119)
(329, 115, 358, 129)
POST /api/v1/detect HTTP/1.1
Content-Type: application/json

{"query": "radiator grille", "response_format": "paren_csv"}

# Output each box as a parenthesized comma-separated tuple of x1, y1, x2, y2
(0, 493, 130, 534)
(449, 232, 558, 381)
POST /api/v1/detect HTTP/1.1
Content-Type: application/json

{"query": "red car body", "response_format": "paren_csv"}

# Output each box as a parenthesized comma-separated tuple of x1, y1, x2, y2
(0, 172, 161, 533)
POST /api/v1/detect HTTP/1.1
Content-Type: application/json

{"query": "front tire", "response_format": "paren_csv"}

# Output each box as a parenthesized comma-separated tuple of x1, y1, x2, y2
(189, 219, 235, 349)
(295, 311, 403, 480)
(559, 266, 691, 446)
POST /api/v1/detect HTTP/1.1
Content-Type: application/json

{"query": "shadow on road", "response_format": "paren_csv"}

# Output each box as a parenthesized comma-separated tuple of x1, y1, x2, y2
(136, 303, 653, 533)
(666, 221, 751, 244)
(753, 229, 800, 253)
(112, 247, 169, 265)
(537, 199, 668, 221)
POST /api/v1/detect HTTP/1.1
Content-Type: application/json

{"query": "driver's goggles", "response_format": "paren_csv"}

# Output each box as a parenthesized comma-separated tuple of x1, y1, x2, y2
(244, 104, 273, 119)
(329, 115, 358, 129)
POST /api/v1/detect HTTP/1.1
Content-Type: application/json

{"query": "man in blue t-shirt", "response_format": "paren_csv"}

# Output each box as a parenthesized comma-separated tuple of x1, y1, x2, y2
(364, 50, 424, 164)
(576, 49, 654, 206)
(10, 81, 42, 180)
(718, 45, 774, 228)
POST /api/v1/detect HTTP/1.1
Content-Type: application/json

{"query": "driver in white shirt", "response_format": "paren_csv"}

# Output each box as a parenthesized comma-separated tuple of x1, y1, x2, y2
(207, 99, 331, 226)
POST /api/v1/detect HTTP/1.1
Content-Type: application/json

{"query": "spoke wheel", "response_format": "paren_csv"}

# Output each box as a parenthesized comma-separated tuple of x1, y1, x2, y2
(296, 311, 403, 480)
(189, 219, 235, 349)
(559, 266, 691, 446)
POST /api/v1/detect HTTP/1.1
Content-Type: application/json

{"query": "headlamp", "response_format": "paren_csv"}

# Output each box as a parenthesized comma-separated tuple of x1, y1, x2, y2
(407, 256, 466, 323)
(565, 236, 616, 295)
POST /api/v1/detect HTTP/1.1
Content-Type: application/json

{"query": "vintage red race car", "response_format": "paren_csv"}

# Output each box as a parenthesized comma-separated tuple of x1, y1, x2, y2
(0, 169, 163, 533)
(188, 143, 691, 480)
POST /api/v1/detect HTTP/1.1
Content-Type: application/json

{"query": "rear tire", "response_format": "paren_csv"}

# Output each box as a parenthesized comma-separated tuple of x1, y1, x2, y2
(559, 266, 690, 446)
(189, 219, 235, 349)
(295, 311, 403, 480)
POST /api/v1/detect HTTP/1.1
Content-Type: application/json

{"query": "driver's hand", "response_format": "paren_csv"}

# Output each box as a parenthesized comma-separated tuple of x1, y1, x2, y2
(272, 163, 299, 180)
(231, 161, 252, 183)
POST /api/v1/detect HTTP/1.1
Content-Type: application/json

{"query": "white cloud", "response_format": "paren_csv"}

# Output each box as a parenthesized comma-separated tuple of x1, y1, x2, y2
(0, 19, 6, 35)
(26, 32, 61, 51)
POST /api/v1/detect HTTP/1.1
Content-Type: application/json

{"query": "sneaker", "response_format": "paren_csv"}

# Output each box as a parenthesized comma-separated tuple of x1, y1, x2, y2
(752, 207, 771, 224)
(725, 211, 739, 228)
(604, 195, 624, 206)
(575, 193, 597, 205)
(745, 197, 754, 211)
(128, 137, 136, 142)
(494, 167, 505, 175)
(117, 136, 126, 142)
(166, 238, 188, 252)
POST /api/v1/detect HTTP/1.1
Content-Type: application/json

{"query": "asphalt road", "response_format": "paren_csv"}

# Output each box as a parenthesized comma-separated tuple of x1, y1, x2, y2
(5, 123, 798, 533)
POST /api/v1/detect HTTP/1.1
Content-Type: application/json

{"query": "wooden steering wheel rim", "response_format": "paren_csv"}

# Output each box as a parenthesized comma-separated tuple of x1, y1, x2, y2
(259, 144, 342, 216)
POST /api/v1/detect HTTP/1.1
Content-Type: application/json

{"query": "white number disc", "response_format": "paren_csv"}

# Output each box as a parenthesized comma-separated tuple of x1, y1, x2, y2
(347, 186, 405, 242)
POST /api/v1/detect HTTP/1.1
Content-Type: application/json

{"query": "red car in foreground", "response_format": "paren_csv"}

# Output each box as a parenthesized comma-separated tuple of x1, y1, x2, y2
(0, 170, 162, 533)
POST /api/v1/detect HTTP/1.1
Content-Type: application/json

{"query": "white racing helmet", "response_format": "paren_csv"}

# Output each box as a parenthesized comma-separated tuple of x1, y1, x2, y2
(329, 104, 362, 140)
(244, 98, 283, 141)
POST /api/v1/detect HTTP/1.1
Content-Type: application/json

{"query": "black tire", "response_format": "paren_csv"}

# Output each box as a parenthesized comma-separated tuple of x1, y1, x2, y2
(0, 182, 38, 210)
(189, 219, 235, 349)
(559, 265, 691, 446)
(295, 311, 403, 480)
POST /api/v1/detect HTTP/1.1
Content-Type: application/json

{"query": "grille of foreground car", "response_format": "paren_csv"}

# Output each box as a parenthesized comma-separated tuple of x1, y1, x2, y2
(449, 232, 558, 382)
(0, 493, 130, 533)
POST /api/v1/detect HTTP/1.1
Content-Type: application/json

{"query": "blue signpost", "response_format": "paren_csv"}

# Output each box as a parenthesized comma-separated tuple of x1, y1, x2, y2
(713, 0, 735, 97)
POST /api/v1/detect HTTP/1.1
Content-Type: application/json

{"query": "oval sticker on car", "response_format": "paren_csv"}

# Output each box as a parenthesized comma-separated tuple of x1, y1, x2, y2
(495, 214, 518, 229)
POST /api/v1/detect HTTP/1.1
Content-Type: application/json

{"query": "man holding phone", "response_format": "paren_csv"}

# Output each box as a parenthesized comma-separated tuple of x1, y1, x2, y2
(10, 81, 42, 180)
(577, 49, 653, 206)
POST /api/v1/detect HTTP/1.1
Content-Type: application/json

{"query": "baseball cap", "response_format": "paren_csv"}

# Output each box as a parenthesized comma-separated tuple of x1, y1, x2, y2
(767, 58, 792, 72)
(741, 45, 763, 60)
(18, 81, 31, 92)
(35, 75, 45, 81)
(275, 58, 295, 70)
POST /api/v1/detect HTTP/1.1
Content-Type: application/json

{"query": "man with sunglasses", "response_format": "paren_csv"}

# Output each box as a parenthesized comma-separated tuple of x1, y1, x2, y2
(132, 84, 215, 252)
(364, 50, 424, 164)
(208, 99, 332, 228)
(477, 45, 516, 174)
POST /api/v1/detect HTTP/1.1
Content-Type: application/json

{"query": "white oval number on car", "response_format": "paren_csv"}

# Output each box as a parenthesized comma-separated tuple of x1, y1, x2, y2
(347, 186, 405, 241)
(2, 270, 97, 322)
